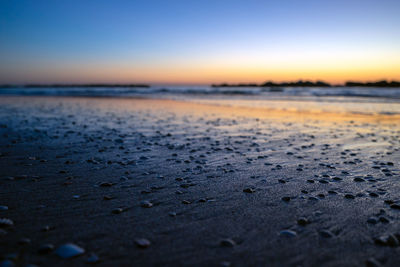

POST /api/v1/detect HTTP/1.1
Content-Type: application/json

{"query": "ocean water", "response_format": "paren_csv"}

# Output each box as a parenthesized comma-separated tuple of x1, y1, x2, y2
(1, 85, 400, 115)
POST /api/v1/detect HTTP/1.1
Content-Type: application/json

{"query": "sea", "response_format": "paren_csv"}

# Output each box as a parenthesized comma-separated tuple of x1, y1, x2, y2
(1, 85, 400, 115)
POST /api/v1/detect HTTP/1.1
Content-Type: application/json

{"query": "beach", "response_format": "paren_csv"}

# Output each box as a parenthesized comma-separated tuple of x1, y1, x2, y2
(1, 95, 400, 266)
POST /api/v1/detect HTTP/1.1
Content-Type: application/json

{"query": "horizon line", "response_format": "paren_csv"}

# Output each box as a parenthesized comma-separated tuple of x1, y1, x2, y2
(1, 79, 400, 88)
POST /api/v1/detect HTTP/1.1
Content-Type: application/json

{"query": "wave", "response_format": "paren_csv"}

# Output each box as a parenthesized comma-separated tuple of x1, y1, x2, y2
(1, 86, 400, 100)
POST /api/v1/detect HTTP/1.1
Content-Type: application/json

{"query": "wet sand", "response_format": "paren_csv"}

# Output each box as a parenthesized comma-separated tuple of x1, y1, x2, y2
(1, 96, 400, 266)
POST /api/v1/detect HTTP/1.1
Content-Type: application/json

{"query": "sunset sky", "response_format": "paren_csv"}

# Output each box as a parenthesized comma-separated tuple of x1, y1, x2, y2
(1, 0, 399, 85)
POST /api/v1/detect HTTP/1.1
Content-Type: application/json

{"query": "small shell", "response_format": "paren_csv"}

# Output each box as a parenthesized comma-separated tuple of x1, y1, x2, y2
(55, 243, 85, 258)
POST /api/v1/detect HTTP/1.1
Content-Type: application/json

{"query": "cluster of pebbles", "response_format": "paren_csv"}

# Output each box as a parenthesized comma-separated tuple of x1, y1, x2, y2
(0, 97, 399, 266)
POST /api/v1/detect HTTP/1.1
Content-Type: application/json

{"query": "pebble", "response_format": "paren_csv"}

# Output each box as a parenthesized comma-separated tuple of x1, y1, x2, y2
(140, 200, 153, 208)
(279, 230, 297, 237)
(281, 196, 291, 202)
(374, 234, 399, 247)
(0, 218, 13, 227)
(86, 253, 100, 264)
(220, 238, 236, 247)
(297, 217, 309, 226)
(344, 194, 355, 199)
(100, 182, 113, 187)
(135, 238, 151, 248)
(243, 188, 255, 193)
(319, 230, 334, 238)
(55, 243, 85, 259)
(41, 225, 53, 232)
(112, 208, 124, 214)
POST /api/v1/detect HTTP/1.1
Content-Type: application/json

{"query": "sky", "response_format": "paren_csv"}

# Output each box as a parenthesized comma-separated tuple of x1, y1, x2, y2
(0, 0, 399, 85)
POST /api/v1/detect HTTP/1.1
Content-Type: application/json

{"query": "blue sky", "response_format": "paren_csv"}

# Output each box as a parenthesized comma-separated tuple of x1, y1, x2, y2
(1, 0, 399, 84)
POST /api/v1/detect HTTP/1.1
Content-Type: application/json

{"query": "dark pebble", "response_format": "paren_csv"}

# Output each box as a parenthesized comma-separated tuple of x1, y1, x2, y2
(344, 194, 355, 199)
(243, 188, 255, 193)
(0, 218, 13, 228)
(141, 200, 153, 208)
(135, 238, 151, 248)
(100, 182, 113, 187)
(112, 208, 124, 214)
(319, 230, 334, 238)
(220, 238, 236, 247)
(297, 217, 309, 226)
(365, 258, 382, 267)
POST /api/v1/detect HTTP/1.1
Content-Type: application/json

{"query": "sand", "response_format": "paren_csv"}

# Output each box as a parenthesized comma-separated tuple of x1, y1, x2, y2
(0, 96, 400, 266)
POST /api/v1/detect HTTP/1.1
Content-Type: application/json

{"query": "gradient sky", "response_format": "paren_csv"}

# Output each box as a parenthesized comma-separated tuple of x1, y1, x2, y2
(0, 0, 399, 84)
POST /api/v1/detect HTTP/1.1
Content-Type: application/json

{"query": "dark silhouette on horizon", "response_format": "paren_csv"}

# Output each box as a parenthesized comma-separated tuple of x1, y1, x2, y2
(344, 80, 400, 88)
(0, 83, 150, 88)
(212, 80, 400, 88)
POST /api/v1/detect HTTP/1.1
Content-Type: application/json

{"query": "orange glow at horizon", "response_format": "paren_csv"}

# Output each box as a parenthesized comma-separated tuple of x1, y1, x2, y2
(3, 62, 399, 85)
(1, 47, 399, 85)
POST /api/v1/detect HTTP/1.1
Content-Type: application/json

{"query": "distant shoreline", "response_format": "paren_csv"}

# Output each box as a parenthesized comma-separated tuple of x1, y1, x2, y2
(0, 80, 400, 88)
(212, 80, 400, 88)
(0, 83, 150, 88)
